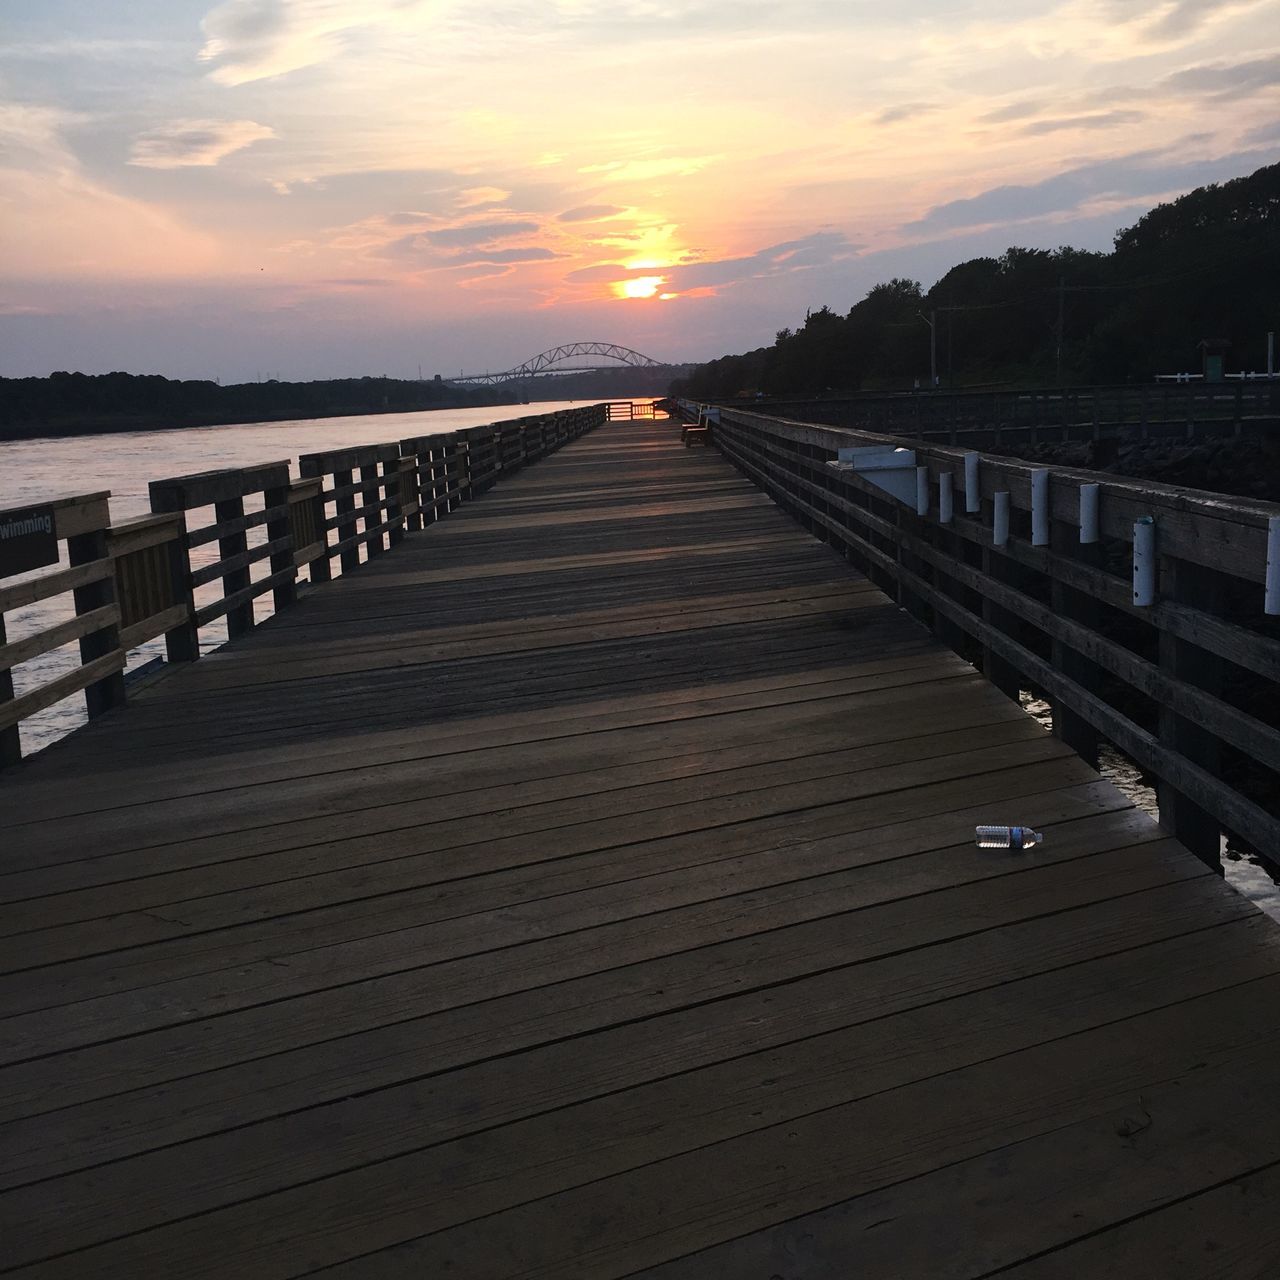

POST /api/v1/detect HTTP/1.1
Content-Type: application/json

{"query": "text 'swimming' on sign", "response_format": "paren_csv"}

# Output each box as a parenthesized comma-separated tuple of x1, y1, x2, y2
(0, 507, 59, 578)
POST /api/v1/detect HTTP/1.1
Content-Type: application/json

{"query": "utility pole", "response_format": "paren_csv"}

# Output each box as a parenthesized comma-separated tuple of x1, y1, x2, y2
(918, 310, 937, 387)
(1055, 277, 1066, 386)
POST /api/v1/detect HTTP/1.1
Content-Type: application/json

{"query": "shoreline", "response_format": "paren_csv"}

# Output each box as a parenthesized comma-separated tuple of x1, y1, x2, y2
(0, 398, 526, 444)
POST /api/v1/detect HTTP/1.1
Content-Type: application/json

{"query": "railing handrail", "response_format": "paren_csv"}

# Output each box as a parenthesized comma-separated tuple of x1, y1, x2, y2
(702, 382, 1279, 450)
(719, 405, 1280, 573)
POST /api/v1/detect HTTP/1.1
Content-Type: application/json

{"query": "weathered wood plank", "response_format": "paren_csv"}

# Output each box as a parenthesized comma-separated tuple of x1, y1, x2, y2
(8, 878, 1275, 1265)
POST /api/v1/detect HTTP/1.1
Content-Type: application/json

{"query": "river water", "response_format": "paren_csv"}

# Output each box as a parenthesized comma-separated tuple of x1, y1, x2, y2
(3, 400, 1276, 921)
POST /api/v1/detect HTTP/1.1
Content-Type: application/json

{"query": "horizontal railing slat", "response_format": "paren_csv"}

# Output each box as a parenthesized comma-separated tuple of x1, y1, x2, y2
(118, 604, 192, 653)
(189, 535, 293, 588)
(0, 559, 114, 614)
(193, 567, 297, 627)
(0, 650, 126, 734)
(185, 503, 291, 550)
(0, 605, 120, 671)
(319, 496, 397, 533)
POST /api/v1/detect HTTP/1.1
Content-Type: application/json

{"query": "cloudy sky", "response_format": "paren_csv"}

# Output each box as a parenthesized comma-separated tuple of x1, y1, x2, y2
(1, 0, 1276, 380)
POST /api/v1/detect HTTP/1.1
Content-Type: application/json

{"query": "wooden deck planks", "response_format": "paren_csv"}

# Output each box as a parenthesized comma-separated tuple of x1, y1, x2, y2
(3, 420, 1280, 1278)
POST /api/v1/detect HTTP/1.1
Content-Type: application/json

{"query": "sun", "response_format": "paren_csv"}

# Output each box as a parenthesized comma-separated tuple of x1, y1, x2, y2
(616, 275, 664, 299)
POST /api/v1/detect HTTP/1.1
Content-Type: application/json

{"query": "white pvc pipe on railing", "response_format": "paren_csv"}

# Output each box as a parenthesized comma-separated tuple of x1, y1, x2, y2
(1031, 470, 1050, 547)
(1266, 515, 1280, 615)
(964, 452, 980, 513)
(993, 491, 1010, 547)
(1079, 483, 1100, 544)
(1133, 517, 1157, 606)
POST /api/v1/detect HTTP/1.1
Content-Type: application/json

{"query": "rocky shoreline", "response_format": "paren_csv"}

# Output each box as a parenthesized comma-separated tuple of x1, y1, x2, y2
(989, 431, 1280, 504)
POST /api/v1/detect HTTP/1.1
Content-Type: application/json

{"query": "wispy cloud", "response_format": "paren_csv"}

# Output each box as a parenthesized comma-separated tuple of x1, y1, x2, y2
(444, 246, 569, 267)
(905, 144, 1277, 234)
(1162, 53, 1280, 99)
(0, 101, 217, 277)
(1141, 0, 1255, 40)
(668, 231, 862, 291)
(129, 119, 276, 168)
(1098, 0, 1261, 41)
(557, 204, 628, 222)
(456, 186, 510, 208)
(424, 219, 541, 247)
(1242, 118, 1280, 146)
(1022, 109, 1146, 135)
(198, 0, 433, 86)
(979, 100, 1046, 124)
(578, 155, 717, 182)
(565, 231, 862, 295)
(873, 102, 937, 126)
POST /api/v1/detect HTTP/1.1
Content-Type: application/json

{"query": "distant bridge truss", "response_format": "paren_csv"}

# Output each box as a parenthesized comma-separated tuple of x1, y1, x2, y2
(450, 342, 676, 386)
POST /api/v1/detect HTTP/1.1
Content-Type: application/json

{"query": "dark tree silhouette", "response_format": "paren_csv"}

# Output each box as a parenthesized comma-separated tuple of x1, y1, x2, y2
(674, 161, 1279, 399)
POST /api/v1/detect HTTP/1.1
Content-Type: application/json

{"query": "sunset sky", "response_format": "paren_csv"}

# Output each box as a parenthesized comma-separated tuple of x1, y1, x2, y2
(1, 0, 1276, 380)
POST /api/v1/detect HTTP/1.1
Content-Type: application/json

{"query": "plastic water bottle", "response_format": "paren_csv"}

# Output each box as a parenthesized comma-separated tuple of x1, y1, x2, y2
(975, 825, 1044, 850)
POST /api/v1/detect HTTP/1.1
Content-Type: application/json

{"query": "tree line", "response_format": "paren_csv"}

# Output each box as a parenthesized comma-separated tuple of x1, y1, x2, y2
(674, 161, 1278, 400)
(0, 373, 519, 441)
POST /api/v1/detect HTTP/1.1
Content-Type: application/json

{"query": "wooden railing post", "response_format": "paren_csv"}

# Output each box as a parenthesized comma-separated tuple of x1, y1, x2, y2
(284, 479, 326, 585)
(0, 613, 19, 767)
(400, 448, 425, 532)
(332, 468, 359, 573)
(109, 512, 195, 660)
(420, 439, 442, 523)
(307, 478, 332, 583)
(1157, 557, 1223, 870)
(214, 496, 253, 639)
(67, 525, 126, 717)
(162, 524, 199, 661)
(264, 480, 297, 612)
(388, 457, 416, 547)
(361, 462, 386, 557)
(1049, 518, 1101, 767)
(151, 462, 294, 648)
(1, 492, 126, 765)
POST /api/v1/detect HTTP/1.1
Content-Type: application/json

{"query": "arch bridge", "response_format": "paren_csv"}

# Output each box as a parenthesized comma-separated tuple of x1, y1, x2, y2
(450, 342, 677, 386)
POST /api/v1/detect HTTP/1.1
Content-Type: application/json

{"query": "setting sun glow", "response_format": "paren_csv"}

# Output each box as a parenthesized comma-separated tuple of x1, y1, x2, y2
(616, 276, 665, 300)
(0, 0, 1274, 380)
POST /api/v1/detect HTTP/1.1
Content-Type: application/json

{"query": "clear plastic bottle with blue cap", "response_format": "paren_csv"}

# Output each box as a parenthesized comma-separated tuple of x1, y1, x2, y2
(975, 825, 1043, 850)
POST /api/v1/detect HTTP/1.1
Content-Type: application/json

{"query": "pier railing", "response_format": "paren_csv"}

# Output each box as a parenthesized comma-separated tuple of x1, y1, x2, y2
(684, 400, 1280, 864)
(606, 400, 662, 421)
(751, 381, 1280, 447)
(0, 403, 608, 766)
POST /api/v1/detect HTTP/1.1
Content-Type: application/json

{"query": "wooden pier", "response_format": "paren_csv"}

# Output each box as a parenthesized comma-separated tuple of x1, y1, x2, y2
(4, 418, 1280, 1276)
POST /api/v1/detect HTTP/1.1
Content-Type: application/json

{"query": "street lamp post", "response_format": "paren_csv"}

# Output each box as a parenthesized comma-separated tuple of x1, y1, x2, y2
(918, 310, 937, 388)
